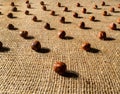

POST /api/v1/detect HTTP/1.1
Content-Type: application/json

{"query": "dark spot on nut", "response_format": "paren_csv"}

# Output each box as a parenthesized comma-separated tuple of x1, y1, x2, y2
(73, 12, 78, 18)
(20, 31, 28, 38)
(57, 2, 61, 7)
(98, 31, 106, 40)
(77, 3, 80, 7)
(60, 17, 65, 23)
(79, 22, 85, 29)
(11, 2, 15, 6)
(7, 13, 13, 18)
(89, 16, 95, 21)
(42, 6, 47, 11)
(110, 7, 115, 12)
(82, 42, 91, 51)
(31, 41, 41, 51)
(27, 4, 31, 8)
(32, 16, 37, 22)
(109, 23, 117, 30)
(82, 8, 87, 13)
(7, 24, 14, 30)
(0, 41, 3, 49)
(25, 10, 29, 15)
(44, 23, 50, 30)
(40, 1, 44, 5)
(12, 7, 17, 12)
(26, 0, 29, 4)
(64, 7, 68, 12)
(103, 11, 107, 16)
(101, 1, 105, 6)
(93, 5, 98, 9)
(58, 30, 66, 39)
(50, 11, 55, 16)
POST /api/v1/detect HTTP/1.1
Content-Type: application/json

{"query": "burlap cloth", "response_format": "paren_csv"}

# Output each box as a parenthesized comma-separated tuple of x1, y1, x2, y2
(0, 0, 120, 94)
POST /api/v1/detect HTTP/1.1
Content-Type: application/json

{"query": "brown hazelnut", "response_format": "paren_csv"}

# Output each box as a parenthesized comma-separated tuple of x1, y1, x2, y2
(20, 31, 28, 38)
(64, 7, 68, 12)
(73, 12, 78, 18)
(27, 4, 31, 8)
(40, 1, 44, 5)
(25, 10, 29, 15)
(11, 2, 15, 6)
(77, 3, 80, 7)
(118, 4, 120, 8)
(93, 5, 98, 9)
(98, 31, 106, 40)
(117, 18, 120, 24)
(7, 13, 13, 18)
(32, 16, 37, 22)
(79, 22, 85, 29)
(101, 1, 105, 6)
(60, 17, 65, 23)
(102, 11, 107, 16)
(31, 41, 41, 51)
(42, 6, 47, 11)
(50, 11, 55, 16)
(0, 41, 3, 49)
(7, 24, 14, 30)
(82, 8, 87, 13)
(109, 23, 117, 30)
(110, 7, 115, 12)
(58, 30, 66, 39)
(53, 62, 67, 75)
(12, 7, 17, 12)
(44, 23, 50, 30)
(82, 42, 91, 51)
(26, 0, 29, 4)
(89, 16, 95, 21)
(57, 2, 61, 7)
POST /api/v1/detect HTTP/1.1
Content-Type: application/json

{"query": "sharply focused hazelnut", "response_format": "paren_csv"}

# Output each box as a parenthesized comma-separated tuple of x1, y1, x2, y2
(82, 8, 87, 13)
(32, 16, 37, 22)
(31, 41, 41, 51)
(40, 1, 44, 5)
(79, 22, 85, 29)
(26, 0, 29, 4)
(60, 17, 65, 23)
(27, 4, 31, 8)
(0, 41, 3, 49)
(118, 4, 120, 8)
(7, 24, 14, 30)
(77, 3, 80, 7)
(12, 7, 17, 12)
(73, 12, 78, 18)
(117, 18, 120, 24)
(64, 7, 68, 12)
(82, 42, 91, 51)
(98, 31, 106, 40)
(89, 16, 95, 21)
(25, 10, 29, 15)
(44, 23, 50, 30)
(11, 2, 15, 6)
(57, 2, 61, 7)
(53, 62, 67, 75)
(42, 6, 47, 11)
(58, 30, 66, 39)
(109, 23, 117, 30)
(101, 1, 105, 6)
(50, 11, 55, 16)
(110, 7, 115, 12)
(19, 31, 28, 38)
(7, 13, 13, 18)
(102, 11, 107, 16)
(93, 5, 98, 9)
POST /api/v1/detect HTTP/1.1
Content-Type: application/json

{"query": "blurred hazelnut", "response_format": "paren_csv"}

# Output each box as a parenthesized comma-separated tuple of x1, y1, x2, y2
(109, 23, 117, 30)
(82, 42, 91, 51)
(60, 17, 65, 23)
(58, 2, 61, 7)
(11, 2, 15, 6)
(53, 62, 67, 75)
(77, 3, 80, 7)
(32, 16, 37, 22)
(110, 7, 115, 12)
(27, 4, 31, 8)
(117, 18, 120, 24)
(89, 16, 95, 21)
(50, 11, 55, 16)
(40, 1, 44, 5)
(93, 5, 98, 9)
(64, 7, 68, 12)
(0, 41, 3, 49)
(20, 31, 28, 38)
(73, 12, 78, 18)
(98, 31, 106, 40)
(118, 4, 120, 8)
(42, 6, 47, 11)
(79, 22, 85, 29)
(103, 11, 107, 16)
(26, 0, 29, 4)
(58, 30, 66, 39)
(82, 8, 87, 13)
(44, 23, 50, 30)
(25, 10, 29, 15)
(31, 41, 41, 51)
(101, 1, 105, 6)
(12, 7, 17, 12)
(7, 24, 14, 30)
(7, 13, 13, 18)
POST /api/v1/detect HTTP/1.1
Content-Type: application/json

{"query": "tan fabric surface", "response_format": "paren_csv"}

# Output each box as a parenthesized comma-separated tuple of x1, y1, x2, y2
(0, 0, 120, 94)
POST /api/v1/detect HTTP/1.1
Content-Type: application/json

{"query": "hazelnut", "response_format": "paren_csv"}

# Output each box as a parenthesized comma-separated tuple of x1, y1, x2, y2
(25, 10, 29, 15)
(93, 5, 98, 9)
(40, 1, 44, 5)
(53, 62, 67, 75)
(42, 6, 47, 11)
(19, 31, 28, 38)
(7, 24, 14, 30)
(79, 22, 85, 29)
(60, 17, 65, 23)
(102, 11, 107, 16)
(26, 0, 29, 4)
(0, 41, 3, 49)
(31, 41, 41, 51)
(77, 3, 80, 7)
(109, 23, 117, 30)
(12, 7, 17, 12)
(32, 16, 37, 22)
(58, 30, 66, 39)
(7, 13, 13, 18)
(89, 16, 95, 21)
(57, 2, 61, 7)
(101, 1, 105, 6)
(98, 31, 106, 40)
(27, 4, 31, 8)
(11, 2, 15, 6)
(73, 12, 78, 18)
(110, 7, 115, 12)
(64, 7, 68, 12)
(118, 4, 120, 8)
(82, 42, 91, 51)
(117, 18, 120, 24)
(82, 8, 87, 13)
(50, 11, 55, 16)
(44, 23, 50, 30)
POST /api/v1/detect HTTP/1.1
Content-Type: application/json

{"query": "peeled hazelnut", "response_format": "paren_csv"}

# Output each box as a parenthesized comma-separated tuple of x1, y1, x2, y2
(53, 62, 67, 75)
(93, 5, 98, 9)
(82, 42, 91, 51)
(20, 31, 28, 38)
(58, 30, 66, 39)
(117, 18, 120, 24)
(60, 17, 65, 23)
(101, 1, 105, 6)
(98, 31, 106, 40)
(73, 12, 78, 18)
(0, 41, 3, 49)
(64, 7, 68, 12)
(77, 3, 80, 7)
(58, 2, 61, 7)
(32, 16, 37, 22)
(89, 16, 95, 21)
(40, 1, 44, 5)
(110, 7, 115, 12)
(31, 41, 41, 51)
(26, 0, 29, 4)
(25, 10, 29, 15)
(118, 4, 120, 8)
(44, 23, 50, 30)
(79, 22, 85, 29)
(50, 11, 55, 16)
(12, 7, 17, 12)
(7, 24, 14, 30)
(109, 23, 117, 30)
(103, 11, 107, 16)
(42, 6, 47, 11)
(27, 4, 31, 8)
(11, 2, 15, 6)
(7, 13, 13, 18)
(82, 8, 87, 13)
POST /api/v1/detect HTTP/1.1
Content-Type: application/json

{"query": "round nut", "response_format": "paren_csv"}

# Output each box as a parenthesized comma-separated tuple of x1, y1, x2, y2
(53, 62, 67, 75)
(98, 31, 106, 40)
(27, 4, 31, 8)
(40, 1, 44, 5)
(50, 11, 55, 16)
(93, 5, 98, 9)
(32, 16, 37, 22)
(76, 3, 80, 7)
(7, 24, 14, 30)
(79, 22, 85, 29)
(12, 7, 17, 12)
(101, 1, 105, 6)
(44, 23, 50, 30)
(89, 16, 95, 21)
(11, 2, 15, 6)
(117, 18, 120, 24)
(73, 12, 78, 18)
(20, 31, 28, 38)
(82, 8, 87, 13)
(0, 41, 3, 49)
(110, 7, 115, 12)
(82, 42, 91, 51)
(42, 6, 47, 11)
(25, 10, 29, 15)
(7, 13, 13, 18)
(31, 41, 41, 51)
(57, 2, 61, 7)
(109, 23, 117, 30)
(58, 30, 66, 39)
(60, 17, 65, 23)
(103, 11, 107, 16)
